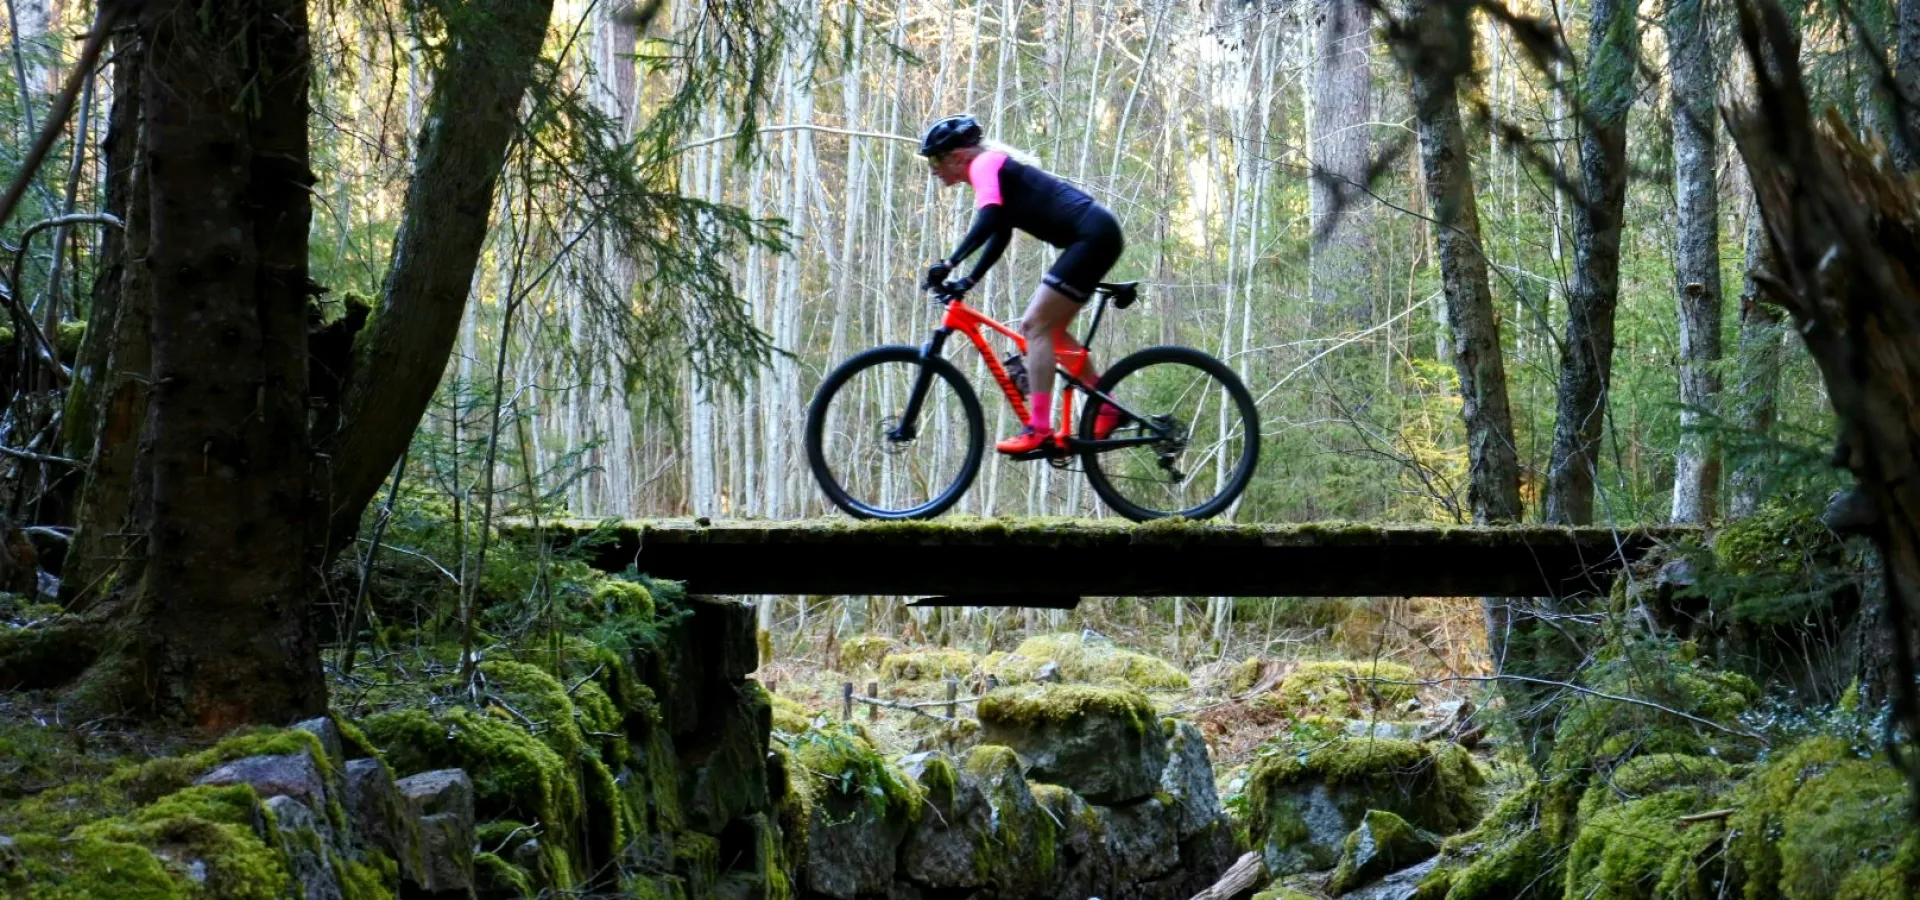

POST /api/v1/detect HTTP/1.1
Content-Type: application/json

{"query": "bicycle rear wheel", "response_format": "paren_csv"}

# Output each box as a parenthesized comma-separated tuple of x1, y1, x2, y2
(1079, 345, 1260, 521)
(805, 345, 985, 519)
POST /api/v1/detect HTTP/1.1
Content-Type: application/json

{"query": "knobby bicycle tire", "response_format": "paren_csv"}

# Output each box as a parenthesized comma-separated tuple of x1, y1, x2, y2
(1078, 344, 1261, 521)
(805, 345, 986, 519)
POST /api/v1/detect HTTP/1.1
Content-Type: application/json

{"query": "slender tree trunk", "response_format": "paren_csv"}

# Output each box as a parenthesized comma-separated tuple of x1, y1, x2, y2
(1398, 0, 1525, 682)
(99, 0, 319, 727)
(1728, 7, 1802, 518)
(1668, 0, 1723, 524)
(1545, 0, 1634, 525)
(1308, 0, 1373, 325)
(320, 0, 557, 556)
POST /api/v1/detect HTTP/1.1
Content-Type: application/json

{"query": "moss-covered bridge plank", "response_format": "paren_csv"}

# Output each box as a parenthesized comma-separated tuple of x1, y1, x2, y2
(517, 518, 1695, 601)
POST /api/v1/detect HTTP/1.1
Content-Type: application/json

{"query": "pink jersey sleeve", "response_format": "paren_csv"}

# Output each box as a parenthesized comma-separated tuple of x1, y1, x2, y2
(968, 150, 1008, 208)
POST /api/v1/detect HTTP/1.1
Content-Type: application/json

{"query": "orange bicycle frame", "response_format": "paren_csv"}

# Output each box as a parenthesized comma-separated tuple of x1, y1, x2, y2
(934, 298, 1094, 434)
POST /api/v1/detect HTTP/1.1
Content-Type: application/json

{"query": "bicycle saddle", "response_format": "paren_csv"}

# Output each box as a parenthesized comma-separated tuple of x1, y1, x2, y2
(1096, 281, 1139, 309)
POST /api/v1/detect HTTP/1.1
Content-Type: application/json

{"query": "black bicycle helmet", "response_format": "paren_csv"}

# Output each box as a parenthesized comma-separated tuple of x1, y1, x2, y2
(919, 114, 983, 157)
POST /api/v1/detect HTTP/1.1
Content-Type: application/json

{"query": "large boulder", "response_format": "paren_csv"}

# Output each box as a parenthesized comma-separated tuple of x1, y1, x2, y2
(898, 751, 991, 890)
(1031, 783, 1113, 900)
(977, 685, 1167, 804)
(264, 795, 346, 900)
(1328, 809, 1440, 894)
(398, 769, 476, 896)
(966, 745, 1058, 900)
(344, 758, 425, 885)
(680, 680, 773, 833)
(1161, 719, 1226, 838)
(1247, 733, 1482, 877)
(195, 750, 330, 812)
(1098, 796, 1180, 886)
(793, 727, 919, 900)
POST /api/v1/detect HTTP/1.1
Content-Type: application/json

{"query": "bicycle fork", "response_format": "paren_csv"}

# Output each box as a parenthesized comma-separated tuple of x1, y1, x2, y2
(888, 329, 954, 443)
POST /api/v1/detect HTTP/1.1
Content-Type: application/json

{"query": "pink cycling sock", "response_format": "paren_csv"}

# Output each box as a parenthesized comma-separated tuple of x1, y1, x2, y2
(1029, 393, 1053, 433)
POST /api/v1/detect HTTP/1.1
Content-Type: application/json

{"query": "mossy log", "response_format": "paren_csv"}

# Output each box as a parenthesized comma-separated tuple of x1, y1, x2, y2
(515, 517, 1695, 601)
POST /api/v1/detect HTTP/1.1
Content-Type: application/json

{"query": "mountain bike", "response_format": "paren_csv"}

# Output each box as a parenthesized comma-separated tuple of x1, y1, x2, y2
(804, 280, 1260, 521)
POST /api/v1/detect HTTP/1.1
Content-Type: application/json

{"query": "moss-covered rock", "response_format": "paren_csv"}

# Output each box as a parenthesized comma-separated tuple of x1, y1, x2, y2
(836, 634, 896, 673)
(1031, 782, 1113, 900)
(679, 680, 772, 834)
(1246, 733, 1482, 877)
(977, 684, 1166, 804)
(1410, 781, 1551, 900)
(770, 693, 815, 735)
(1255, 660, 1418, 720)
(983, 632, 1190, 690)
(1329, 809, 1440, 894)
(965, 745, 1057, 899)
(897, 751, 991, 890)
(1726, 736, 1917, 900)
(788, 725, 920, 899)
(880, 649, 979, 682)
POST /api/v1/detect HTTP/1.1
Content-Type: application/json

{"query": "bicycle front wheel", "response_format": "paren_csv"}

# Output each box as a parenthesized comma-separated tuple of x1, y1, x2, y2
(1079, 345, 1260, 521)
(805, 345, 985, 519)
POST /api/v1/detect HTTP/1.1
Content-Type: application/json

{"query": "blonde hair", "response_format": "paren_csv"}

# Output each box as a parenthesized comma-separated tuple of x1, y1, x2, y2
(980, 138, 1040, 167)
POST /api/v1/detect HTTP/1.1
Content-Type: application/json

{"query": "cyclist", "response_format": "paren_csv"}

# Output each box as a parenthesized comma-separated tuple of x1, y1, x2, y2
(918, 114, 1125, 454)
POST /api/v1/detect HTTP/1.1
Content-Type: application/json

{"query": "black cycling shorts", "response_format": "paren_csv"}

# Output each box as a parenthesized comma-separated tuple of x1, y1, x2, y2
(1042, 205, 1125, 303)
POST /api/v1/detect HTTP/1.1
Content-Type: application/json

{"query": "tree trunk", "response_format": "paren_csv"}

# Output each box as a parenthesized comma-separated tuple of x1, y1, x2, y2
(1726, 0, 1920, 813)
(1667, 0, 1723, 524)
(1545, 0, 1634, 525)
(1308, 0, 1372, 325)
(63, 26, 145, 610)
(319, 0, 557, 556)
(1728, 6, 1802, 519)
(96, 0, 320, 728)
(1401, 5, 1522, 528)
(1895, 0, 1920, 172)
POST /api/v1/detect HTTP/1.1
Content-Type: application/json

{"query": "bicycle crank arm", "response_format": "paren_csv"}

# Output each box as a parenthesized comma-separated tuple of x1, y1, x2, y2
(1070, 435, 1163, 452)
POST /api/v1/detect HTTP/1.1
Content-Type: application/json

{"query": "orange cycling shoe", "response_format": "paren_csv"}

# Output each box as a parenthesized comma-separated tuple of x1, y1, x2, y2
(996, 427, 1058, 455)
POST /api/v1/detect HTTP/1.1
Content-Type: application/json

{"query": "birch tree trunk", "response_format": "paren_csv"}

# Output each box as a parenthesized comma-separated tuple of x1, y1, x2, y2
(1667, 0, 1723, 524)
(1308, 0, 1372, 325)
(1545, 0, 1634, 525)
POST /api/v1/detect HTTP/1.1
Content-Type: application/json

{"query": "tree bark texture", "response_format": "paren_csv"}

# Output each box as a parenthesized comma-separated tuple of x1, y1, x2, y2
(1727, 187, 1787, 519)
(106, 0, 320, 727)
(1545, 0, 1634, 525)
(320, 0, 557, 555)
(1309, 0, 1372, 324)
(64, 26, 146, 608)
(1896, 0, 1920, 172)
(1401, 3, 1522, 528)
(1728, 0, 1920, 813)
(1667, 0, 1723, 524)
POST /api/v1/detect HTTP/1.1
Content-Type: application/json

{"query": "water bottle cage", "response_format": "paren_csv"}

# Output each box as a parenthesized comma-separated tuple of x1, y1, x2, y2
(1002, 352, 1030, 397)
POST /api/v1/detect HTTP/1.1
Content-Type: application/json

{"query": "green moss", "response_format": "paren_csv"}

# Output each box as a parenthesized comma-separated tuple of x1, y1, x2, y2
(837, 634, 896, 672)
(1227, 656, 1265, 695)
(1247, 735, 1484, 875)
(881, 649, 979, 682)
(1258, 660, 1418, 719)
(474, 851, 535, 898)
(54, 319, 86, 362)
(333, 851, 398, 900)
(965, 744, 1057, 887)
(54, 784, 290, 900)
(975, 684, 1157, 735)
(983, 633, 1190, 690)
(672, 832, 720, 897)
(770, 693, 814, 734)
(6, 832, 182, 899)
(1727, 736, 1914, 900)
(789, 724, 924, 823)
(361, 706, 583, 888)
(1251, 885, 1318, 900)
(1563, 789, 1726, 900)
(589, 578, 655, 621)
(1330, 809, 1436, 894)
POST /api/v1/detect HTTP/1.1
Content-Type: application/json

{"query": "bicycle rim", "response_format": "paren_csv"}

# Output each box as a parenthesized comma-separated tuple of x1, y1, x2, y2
(1080, 345, 1260, 521)
(806, 346, 984, 519)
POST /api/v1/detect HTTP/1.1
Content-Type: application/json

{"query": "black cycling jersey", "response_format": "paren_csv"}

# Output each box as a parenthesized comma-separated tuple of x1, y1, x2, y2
(945, 150, 1125, 302)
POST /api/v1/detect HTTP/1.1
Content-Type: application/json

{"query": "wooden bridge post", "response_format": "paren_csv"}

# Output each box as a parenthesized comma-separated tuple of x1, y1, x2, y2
(841, 682, 853, 721)
(867, 681, 879, 721)
(945, 678, 958, 720)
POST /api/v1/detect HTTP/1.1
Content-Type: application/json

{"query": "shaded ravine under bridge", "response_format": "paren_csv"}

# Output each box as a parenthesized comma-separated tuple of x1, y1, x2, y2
(517, 518, 1697, 607)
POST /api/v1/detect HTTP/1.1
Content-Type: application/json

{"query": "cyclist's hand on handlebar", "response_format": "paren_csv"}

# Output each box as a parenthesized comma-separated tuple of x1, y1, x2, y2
(944, 276, 975, 296)
(922, 260, 952, 290)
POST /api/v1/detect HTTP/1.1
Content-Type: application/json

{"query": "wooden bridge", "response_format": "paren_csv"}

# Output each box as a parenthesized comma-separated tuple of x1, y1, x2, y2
(526, 518, 1695, 607)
